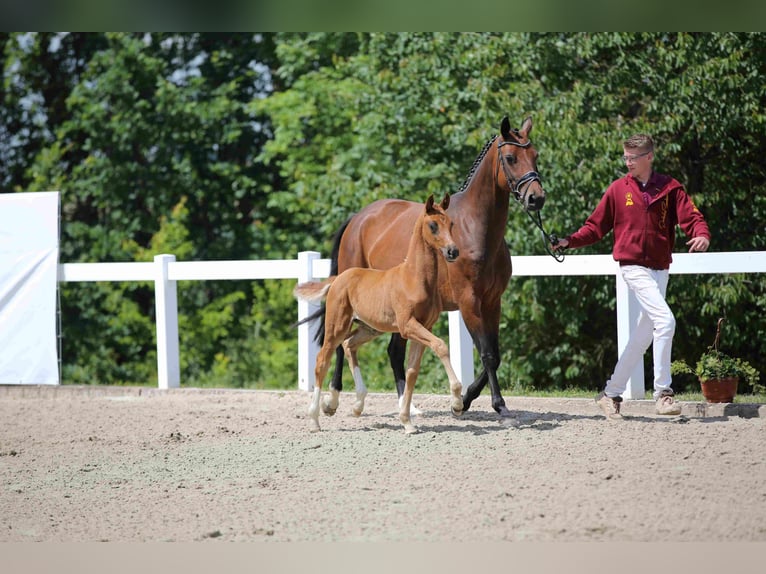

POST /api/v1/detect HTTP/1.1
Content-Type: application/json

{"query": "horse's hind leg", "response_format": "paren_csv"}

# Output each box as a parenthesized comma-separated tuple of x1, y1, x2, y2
(388, 333, 407, 397)
(324, 346, 345, 415)
(343, 324, 380, 417)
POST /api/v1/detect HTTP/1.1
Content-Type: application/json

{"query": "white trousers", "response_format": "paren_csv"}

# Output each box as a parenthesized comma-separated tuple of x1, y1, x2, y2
(604, 265, 675, 401)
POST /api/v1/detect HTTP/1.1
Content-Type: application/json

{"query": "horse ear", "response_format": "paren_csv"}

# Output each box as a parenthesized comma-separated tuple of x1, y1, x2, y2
(520, 116, 533, 138)
(501, 116, 511, 139)
(425, 194, 435, 212)
(440, 193, 450, 210)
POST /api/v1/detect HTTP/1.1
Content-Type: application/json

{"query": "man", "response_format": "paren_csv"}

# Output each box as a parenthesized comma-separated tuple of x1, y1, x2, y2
(553, 134, 711, 420)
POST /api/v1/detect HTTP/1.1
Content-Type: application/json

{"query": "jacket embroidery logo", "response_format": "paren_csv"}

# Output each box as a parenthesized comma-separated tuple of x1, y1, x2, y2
(689, 198, 700, 213)
(625, 192, 634, 206)
(658, 195, 669, 229)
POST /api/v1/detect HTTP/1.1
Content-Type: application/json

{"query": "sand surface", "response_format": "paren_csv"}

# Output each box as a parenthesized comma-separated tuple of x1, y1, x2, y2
(1, 387, 765, 542)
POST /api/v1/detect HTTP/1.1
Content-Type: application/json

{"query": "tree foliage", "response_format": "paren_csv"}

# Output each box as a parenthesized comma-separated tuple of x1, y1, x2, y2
(2, 32, 764, 392)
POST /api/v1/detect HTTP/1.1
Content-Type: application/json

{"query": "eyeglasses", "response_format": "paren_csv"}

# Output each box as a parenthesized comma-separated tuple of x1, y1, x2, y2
(622, 151, 651, 163)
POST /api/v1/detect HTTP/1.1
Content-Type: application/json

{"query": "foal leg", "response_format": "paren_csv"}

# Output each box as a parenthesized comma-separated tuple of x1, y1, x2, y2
(401, 319, 464, 418)
(400, 341, 426, 434)
(323, 346, 346, 416)
(308, 342, 337, 432)
(389, 334, 423, 415)
(342, 325, 380, 417)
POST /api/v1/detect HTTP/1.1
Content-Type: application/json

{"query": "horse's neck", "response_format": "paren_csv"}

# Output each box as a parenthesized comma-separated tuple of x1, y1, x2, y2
(453, 147, 511, 248)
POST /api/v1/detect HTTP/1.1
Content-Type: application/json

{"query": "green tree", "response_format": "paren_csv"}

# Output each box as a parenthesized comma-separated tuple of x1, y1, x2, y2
(4, 33, 289, 385)
(259, 32, 766, 393)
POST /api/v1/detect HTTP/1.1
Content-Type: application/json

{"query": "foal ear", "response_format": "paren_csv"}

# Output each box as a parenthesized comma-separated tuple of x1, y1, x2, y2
(440, 193, 450, 210)
(425, 194, 436, 212)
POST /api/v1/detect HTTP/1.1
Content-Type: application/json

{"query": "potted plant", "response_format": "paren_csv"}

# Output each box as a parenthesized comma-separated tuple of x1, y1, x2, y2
(672, 318, 762, 403)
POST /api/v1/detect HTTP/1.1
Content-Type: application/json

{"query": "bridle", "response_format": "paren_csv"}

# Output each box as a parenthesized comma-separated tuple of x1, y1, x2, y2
(496, 136, 565, 262)
(496, 138, 541, 204)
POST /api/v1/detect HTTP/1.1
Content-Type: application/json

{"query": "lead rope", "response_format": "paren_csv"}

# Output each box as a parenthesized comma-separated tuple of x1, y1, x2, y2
(526, 209, 565, 262)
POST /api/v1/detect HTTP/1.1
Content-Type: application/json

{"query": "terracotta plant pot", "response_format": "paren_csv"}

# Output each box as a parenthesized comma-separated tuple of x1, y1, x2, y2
(699, 376, 739, 403)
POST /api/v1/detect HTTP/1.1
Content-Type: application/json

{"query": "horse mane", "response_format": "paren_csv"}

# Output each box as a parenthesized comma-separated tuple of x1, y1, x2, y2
(455, 135, 498, 194)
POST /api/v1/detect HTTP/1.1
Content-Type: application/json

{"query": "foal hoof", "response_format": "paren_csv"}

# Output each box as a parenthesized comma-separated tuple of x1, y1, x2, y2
(321, 398, 337, 416)
(398, 395, 422, 416)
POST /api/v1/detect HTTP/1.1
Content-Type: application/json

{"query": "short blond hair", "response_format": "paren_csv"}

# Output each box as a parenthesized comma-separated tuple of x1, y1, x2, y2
(623, 134, 654, 153)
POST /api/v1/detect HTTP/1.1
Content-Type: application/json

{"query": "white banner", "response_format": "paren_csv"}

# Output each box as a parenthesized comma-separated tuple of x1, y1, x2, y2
(0, 191, 60, 384)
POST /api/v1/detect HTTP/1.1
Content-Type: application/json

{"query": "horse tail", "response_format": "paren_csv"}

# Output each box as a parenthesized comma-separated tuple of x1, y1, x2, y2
(329, 215, 354, 276)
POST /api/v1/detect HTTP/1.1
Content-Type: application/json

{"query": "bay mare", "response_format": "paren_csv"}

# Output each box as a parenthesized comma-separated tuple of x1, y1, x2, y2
(322, 116, 545, 420)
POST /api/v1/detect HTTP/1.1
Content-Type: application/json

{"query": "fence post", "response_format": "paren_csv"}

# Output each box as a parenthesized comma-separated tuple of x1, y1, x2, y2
(154, 254, 180, 389)
(615, 272, 644, 399)
(448, 311, 475, 389)
(297, 251, 321, 391)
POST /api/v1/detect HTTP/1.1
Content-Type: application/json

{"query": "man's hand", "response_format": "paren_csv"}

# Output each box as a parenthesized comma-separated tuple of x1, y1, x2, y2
(687, 236, 710, 252)
(551, 237, 569, 251)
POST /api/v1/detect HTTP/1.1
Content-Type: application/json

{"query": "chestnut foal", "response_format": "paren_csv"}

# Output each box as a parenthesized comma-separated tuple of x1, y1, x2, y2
(294, 194, 462, 434)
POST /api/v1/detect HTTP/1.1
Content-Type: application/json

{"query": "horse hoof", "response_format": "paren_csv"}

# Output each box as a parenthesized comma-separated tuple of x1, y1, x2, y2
(404, 425, 419, 435)
(309, 421, 321, 433)
(451, 407, 464, 418)
(499, 417, 520, 428)
(351, 407, 363, 417)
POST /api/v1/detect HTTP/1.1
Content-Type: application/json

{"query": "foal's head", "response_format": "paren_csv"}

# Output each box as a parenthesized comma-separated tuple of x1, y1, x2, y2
(423, 194, 459, 262)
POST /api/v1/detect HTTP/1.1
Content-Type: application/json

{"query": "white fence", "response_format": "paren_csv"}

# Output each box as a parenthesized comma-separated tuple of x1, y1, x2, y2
(58, 251, 766, 399)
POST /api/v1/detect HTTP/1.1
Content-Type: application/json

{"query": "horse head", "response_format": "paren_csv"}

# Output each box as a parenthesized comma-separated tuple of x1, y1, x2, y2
(424, 194, 459, 262)
(497, 116, 545, 212)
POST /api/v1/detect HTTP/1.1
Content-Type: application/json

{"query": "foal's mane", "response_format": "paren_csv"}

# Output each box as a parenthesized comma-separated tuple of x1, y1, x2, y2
(455, 135, 499, 194)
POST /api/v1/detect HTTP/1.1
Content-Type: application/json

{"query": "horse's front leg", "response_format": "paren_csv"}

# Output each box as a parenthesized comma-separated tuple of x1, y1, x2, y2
(459, 302, 514, 420)
(473, 330, 514, 420)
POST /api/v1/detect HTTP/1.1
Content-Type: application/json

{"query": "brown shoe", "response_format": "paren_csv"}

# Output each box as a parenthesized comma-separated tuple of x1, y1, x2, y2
(595, 392, 623, 420)
(656, 389, 682, 415)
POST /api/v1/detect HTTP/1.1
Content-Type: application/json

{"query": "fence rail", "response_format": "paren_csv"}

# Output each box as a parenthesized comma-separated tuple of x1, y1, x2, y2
(58, 251, 766, 399)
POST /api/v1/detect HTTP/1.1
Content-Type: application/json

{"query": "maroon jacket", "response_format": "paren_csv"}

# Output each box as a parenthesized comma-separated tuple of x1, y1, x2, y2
(566, 172, 711, 270)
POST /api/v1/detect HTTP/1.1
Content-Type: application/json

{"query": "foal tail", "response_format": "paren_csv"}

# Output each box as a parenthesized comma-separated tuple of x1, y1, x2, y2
(293, 278, 334, 305)
(295, 215, 354, 344)
(292, 277, 336, 331)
